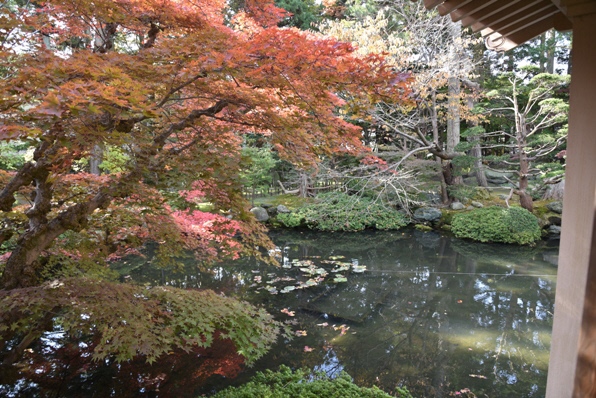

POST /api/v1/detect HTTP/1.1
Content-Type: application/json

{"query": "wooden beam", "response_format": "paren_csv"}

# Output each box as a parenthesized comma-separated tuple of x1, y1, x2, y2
(487, 3, 558, 34)
(470, 0, 546, 32)
(437, 0, 474, 16)
(449, 0, 500, 22)
(423, 0, 445, 9)
(557, 0, 596, 17)
(497, 13, 561, 45)
(460, 0, 523, 27)
(553, 12, 573, 30)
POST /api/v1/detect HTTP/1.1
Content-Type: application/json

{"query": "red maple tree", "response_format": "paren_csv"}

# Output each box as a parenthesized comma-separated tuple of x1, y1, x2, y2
(0, 0, 410, 374)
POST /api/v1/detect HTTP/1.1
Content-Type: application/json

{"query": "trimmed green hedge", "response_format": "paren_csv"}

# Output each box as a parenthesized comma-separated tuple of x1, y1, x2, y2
(277, 192, 408, 232)
(211, 365, 412, 398)
(451, 206, 541, 245)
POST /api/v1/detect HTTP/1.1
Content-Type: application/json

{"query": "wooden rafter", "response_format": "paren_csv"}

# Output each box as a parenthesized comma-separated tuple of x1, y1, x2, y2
(417, 0, 580, 50)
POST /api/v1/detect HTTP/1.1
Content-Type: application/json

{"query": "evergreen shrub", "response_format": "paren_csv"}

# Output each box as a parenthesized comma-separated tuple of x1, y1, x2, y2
(451, 206, 541, 245)
(211, 365, 412, 398)
(277, 192, 408, 232)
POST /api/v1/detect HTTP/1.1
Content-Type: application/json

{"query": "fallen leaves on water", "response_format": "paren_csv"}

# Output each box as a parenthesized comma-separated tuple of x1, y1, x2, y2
(281, 308, 295, 316)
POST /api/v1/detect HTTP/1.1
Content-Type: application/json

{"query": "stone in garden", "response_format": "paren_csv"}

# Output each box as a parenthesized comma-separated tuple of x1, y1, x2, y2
(485, 170, 514, 185)
(277, 204, 290, 214)
(548, 225, 562, 235)
(250, 206, 269, 222)
(471, 201, 483, 208)
(413, 207, 442, 222)
(547, 201, 563, 214)
(267, 206, 278, 216)
(451, 202, 465, 210)
(422, 192, 442, 205)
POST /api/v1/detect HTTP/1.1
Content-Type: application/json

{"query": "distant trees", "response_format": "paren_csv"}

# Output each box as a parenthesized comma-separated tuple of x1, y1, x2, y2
(321, 1, 481, 203)
(459, 70, 569, 212)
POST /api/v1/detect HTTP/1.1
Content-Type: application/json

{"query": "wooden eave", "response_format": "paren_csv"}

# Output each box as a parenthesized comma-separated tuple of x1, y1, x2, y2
(418, 0, 596, 51)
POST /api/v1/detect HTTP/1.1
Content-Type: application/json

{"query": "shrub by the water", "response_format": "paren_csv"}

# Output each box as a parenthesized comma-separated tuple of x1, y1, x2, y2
(451, 206, 541, 245)
(276, 192, 408, 232)
(211, 365, 412, 398)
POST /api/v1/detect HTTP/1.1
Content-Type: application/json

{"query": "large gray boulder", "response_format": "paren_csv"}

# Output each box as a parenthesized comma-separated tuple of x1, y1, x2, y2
(413, 207, 442, 222)
(451, 202, 465, 210)
(485, 170, 514, 185)
(250, 206, 269, 222)
(547, 201, 563, 214)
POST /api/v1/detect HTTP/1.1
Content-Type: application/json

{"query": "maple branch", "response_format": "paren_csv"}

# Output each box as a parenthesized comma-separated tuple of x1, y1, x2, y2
(1, 99, 231, 289)
(93, 22, 118, 54)
(279, 73, 323, 127)
(156, 100, 230, 145)
(157, 71, 212, 108)
(0, 141, 55, 212)
(142, 22, 162, 49)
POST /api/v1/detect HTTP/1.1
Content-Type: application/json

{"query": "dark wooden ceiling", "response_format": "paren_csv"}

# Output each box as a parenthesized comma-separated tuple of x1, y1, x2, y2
(417, 0, 596, 50)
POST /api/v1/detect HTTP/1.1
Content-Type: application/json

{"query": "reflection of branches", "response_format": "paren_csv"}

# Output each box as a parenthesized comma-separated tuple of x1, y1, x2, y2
(493, 331, 508, 378)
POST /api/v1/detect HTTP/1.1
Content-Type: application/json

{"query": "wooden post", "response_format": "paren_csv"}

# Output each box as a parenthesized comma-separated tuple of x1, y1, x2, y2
(546, 11, 596, 397)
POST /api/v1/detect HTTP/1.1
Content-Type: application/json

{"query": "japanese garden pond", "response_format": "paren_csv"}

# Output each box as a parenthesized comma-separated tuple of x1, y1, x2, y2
(3, 229, 559, 397)
(125, 228, 559, 398)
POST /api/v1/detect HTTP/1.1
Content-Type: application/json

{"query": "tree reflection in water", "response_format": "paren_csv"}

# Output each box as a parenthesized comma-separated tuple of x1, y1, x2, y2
(1, 229, 557, 397)
(208, 230, 557, 398)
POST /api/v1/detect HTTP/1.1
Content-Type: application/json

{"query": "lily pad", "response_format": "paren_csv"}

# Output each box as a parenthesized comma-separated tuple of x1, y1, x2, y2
(281, 285, 296, 293)
(329, 255, 346, 260)
(333, 276, 347, 283)
(300, 267, 316, 275)
(331, 263, 350, 272)
(352, 265, 367, 273)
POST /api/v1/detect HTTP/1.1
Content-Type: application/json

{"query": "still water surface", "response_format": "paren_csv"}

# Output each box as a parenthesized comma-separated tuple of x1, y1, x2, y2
(130, 229, 558, 398)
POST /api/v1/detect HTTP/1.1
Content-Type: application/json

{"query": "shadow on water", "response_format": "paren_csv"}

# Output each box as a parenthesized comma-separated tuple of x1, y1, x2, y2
(2, 229, 558, 397)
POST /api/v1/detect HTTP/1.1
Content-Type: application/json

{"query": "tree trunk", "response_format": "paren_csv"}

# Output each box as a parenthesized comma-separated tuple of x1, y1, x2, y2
(447, 76, 463, 186)
(471, 139, 488, 187)
(546, 29, 555, 74)
(298, 171, 312, 198)
(431, 91, 450, 204)
(446, 77, 460, 155)
(89, 144, 103, 175)
(518, 151, 534, 212)
(0, 200, 104, 289)
(539, 32, 547, 73)
(463, 80, 487, 187)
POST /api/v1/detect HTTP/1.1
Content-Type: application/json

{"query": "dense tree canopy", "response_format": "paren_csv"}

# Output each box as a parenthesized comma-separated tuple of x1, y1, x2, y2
(0, 0, 409, 381)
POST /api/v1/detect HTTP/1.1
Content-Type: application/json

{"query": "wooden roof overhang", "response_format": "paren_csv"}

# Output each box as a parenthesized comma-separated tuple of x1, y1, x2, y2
(417, 0, 596, 51)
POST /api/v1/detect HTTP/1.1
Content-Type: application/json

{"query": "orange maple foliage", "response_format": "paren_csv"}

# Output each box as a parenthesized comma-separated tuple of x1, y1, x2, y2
(0, 0, 409, 285)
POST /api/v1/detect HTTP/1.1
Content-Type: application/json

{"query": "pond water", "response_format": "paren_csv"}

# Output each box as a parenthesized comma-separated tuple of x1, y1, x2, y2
(128, 229, 559, 398)
(1, 229, 558, 397)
